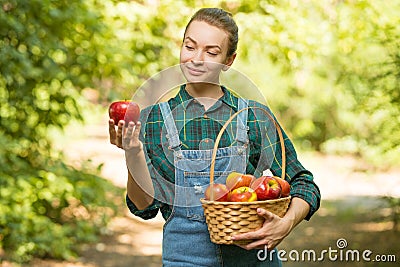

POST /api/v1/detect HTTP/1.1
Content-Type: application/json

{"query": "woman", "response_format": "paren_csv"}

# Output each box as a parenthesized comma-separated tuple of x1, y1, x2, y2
(109, 8, 320, 266)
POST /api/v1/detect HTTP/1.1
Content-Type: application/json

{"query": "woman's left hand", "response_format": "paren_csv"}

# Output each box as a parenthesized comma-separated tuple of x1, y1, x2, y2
(231, 208, 293, 251)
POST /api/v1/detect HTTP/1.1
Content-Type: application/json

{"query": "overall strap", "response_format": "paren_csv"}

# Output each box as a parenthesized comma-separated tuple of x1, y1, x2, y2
(159, 102, 181, 150)
(236, 98, 249, 145)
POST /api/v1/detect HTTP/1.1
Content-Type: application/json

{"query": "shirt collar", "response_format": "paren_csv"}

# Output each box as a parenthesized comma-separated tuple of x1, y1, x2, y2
(171, 84, 238, 111)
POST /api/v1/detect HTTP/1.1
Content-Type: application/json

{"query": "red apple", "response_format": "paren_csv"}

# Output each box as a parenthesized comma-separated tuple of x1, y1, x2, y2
(109, 101, 140, 124)
(250, 176, 281, 200)
(204, 183, 229, 202)
(226, 172, 255, 191)
(274, 176, 290, 197)
(228, 186, 257, 202)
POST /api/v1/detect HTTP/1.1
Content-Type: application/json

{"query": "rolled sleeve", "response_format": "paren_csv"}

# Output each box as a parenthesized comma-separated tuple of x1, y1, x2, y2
(125, 194, 160, 220)
(289, 171, 321, 220)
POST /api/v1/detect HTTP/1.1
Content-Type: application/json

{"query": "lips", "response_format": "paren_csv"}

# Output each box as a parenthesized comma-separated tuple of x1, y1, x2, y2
(186, 65, 206, 76)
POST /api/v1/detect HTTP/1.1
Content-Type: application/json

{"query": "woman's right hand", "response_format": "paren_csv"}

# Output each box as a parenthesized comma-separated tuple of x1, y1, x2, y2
(109, 119, 143, 152)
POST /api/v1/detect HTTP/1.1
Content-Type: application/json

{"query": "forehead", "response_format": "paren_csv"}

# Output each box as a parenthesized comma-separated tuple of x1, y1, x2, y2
(184, 20, 228, 48)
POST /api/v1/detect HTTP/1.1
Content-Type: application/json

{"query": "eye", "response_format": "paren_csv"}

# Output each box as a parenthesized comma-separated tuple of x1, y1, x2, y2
(185, 45, 194, 51)
(207, 51, 218, 56)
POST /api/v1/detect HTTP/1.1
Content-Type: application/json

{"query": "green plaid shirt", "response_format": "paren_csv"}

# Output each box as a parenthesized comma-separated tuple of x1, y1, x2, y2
(126, 85, 320, 220)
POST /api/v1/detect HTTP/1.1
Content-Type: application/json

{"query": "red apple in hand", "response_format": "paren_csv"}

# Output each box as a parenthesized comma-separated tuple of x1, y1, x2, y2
(226, 172, 255, 191)
(204, 184, 229, 201)
(109, 101, 140, 124)
(228, 186, 257, 202)
(250, 176, 281, 200)
(274, 176, 290, 197)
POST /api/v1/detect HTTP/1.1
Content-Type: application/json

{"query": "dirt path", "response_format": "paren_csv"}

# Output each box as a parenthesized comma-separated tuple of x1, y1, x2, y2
(21, 114, 400, 266)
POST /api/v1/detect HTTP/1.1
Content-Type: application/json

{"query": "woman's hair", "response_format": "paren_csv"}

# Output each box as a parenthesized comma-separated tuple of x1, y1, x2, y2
(183, 8, 239, 58)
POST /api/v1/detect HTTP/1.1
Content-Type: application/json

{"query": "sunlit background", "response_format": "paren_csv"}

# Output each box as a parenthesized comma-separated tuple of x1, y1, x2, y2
(1, 0, 399, 266)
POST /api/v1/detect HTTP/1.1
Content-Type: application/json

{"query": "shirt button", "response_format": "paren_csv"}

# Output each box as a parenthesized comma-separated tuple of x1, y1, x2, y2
(203, 114, 208, 119)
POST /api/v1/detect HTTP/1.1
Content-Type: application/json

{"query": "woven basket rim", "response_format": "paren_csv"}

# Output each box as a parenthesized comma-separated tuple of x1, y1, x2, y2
(200, 196, 291, 205)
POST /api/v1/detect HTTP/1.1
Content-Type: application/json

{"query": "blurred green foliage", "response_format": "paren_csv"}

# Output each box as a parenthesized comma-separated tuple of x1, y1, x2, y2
(231, 0, 400, 167)
(1, 0, 399, 263)
(81, 0, 400, 167)
(0, 0, 122, 262)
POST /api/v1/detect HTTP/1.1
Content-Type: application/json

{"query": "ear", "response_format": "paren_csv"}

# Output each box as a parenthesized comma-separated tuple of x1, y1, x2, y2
(222, 53, 236, 71)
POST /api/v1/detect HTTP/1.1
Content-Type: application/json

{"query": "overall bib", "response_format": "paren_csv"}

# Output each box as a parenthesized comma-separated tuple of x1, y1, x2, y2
(160, 99, 281, 267)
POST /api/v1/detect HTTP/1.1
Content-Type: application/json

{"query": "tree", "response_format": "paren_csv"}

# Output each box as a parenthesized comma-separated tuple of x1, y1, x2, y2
(0, 0, 121, 262)
(1, 0, 399, 262)
(230, 0, 400, 166)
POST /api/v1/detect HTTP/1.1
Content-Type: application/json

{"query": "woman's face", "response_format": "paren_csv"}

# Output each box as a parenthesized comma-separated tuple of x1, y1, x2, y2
(180, 20, 235, 84)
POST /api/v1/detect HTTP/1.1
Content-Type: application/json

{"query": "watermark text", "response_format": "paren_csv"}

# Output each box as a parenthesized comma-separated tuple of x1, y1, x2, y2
(257, 238, 397, 263)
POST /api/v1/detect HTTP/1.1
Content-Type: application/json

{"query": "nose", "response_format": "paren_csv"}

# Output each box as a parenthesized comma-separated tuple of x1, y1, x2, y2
(191, 50, 204, 65)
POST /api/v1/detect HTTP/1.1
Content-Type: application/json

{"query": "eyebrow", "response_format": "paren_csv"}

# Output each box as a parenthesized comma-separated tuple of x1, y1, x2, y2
(184, 36, 222, 50)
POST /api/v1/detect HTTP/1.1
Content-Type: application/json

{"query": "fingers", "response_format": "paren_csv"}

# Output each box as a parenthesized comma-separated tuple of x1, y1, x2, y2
(132, 121, 141, 141)
(233, 232, 278, 251)
(257, 208, 278, 222)
(240, 238, 277, 251)
(116, 120, 124, 148)
(240, 239, 272, 250)
(108, 119, 117, 145)
(236, 240, 267, 251)
(232, 209, 277, 240)
(122, 121, 142, 150)
(232, 228, 262, 242)
(231, 208, 282, 250)
(122, 122, 135, 149)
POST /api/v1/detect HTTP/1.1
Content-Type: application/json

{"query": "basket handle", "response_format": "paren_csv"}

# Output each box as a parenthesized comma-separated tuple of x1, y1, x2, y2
(209, 107, 286, 191)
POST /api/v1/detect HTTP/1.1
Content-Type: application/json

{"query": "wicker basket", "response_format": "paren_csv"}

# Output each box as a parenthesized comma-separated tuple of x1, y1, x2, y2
(200, 107, 291, 245)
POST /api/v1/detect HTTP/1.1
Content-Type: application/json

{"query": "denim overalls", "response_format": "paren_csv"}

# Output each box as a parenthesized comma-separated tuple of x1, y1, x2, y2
(159, 99, 281, 267)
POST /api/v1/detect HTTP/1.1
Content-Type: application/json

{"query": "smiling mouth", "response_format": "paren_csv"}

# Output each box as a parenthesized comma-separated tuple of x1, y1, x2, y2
(186, 66, 206, 76)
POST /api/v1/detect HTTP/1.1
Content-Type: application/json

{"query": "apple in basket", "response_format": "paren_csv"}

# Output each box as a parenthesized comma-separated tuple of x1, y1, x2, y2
(204, 184, 229, 202)
(227, 186, 258, 202)
(250, 176, 281, 200)
(274, 176, 290, 197)
(225, 172, 256, 191)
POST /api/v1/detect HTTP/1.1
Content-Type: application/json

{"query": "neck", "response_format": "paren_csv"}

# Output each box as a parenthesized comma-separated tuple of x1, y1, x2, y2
(185, 83, 224, 111)
(185, 83, 223, 99)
